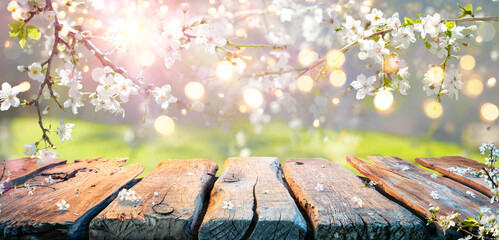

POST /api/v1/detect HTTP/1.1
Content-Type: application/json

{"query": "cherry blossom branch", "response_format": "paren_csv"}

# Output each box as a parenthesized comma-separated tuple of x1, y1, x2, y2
(254, 16, 498, 80)
(447, 16, 499, 23)
(227, 41, 289, 50)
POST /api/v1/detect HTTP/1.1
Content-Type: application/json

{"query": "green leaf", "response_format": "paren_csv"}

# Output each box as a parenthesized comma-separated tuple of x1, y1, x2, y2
(457, 3, 474, 18)
(445, 30, 452, 37)
(8, 21, 24, 38)
(402, 17, 414, 26)
(424, 39, 431, 49)
(26, 25, 41, 40)
(445, 21, 456, 29)
(18, 30, 28, 49)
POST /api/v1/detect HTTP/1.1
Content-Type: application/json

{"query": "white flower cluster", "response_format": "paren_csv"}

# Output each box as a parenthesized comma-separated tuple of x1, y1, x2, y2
(89, 68, 138, 117)
(447, 166, 472, 176)
(437, 212, 460, 234)
(342, 8, 475, 101)
(343, 9, 413, 99)
(478, 214, 499, 238)
(118, 188, 141, 203)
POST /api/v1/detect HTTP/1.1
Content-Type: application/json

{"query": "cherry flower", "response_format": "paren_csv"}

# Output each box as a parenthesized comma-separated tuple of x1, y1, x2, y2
(279, 8, 294, 22)
(55, 62, 81, 86)
(64, 81, 84, 115)
(151, 84, 177, 111)
(23, 143, 37, 156)
(391, 26, 416, 49)
(415, 13, 447, 39)
(56, 200, 70, 211)
(365, 8, 386, 27)
(309, 95, 328, 119)
(222, 200, 234, 210)
(28, 62, 44, 83)
(58, 118, 75, 143)
(397, 67, 411, 96)
(195, 25, 227, 55)
(351, 197, 364, 208)
(350, 74, 376, 100)
(118, 189, 140, 203)
(113, 74, 138, 103)
(34, 150, 59, 166)
(44, 11, 56, 24)
(0, 82, 20, 111)
(358, 39, 390, 63)
(320, 8, 341, 31)
(315, 183, 324, 192)
(162, 39, 182, 69)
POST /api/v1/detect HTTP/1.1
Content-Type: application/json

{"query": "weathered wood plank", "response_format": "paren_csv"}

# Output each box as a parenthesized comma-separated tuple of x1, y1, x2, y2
(347, 156, 498, 220)
(283, 158, 425, 240)
(89, 159, 218, 240)
(416, 156, 491, 197)
(199, 157, 307, 240)
(0, 158, 143, 239)
(0, 157, 66, 187)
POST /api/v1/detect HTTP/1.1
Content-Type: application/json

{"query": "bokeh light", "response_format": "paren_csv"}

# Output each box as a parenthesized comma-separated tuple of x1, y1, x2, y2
(487, 77, 497, 88)
(326, 50, 345, 68)
(460, 55, 476, 71)
(18, 81, 30, 92)
(139, 50, 156, 66)
(185, 81, 205, 100)
(298, 49, 318, 66)
(329, 69, 346, 87)
(425, 66, 444, 84)
(243, 88, 264, 109)
(332, 97, 340, 105)
(216, 61, 233, 80)
(463, 78, 483, 98)
(480, 102, 499, 122)
(154, 115, 175, 136)
(297, 75, 314, 93)
(423, 99, 443, 119)
(313, 119, 320, 128)
(374, 90, 394, 111)
(477, 22, 496, 42)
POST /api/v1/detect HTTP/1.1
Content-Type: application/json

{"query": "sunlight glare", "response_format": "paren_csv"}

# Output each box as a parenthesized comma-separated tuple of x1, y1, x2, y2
(154, 115, 175, 136)
(185, 82, 205, 100)
(481, 103, 499, 122)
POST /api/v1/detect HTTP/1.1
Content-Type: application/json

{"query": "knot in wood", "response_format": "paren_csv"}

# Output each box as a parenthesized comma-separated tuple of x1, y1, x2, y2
(153, 203, 174, 215)
(223, 177, 239, 183)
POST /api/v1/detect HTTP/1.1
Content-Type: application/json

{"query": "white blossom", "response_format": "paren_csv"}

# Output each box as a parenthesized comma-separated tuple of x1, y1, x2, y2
(351, 197, 364, 208)
(34, 150, 59, 166)
(57, 118, 75, 143)
(350, 74, 376, 100)
(0, 82, 21, 111)
(28, 62, 45, 83)
(151, 84, 177, 111)
(23, 143, 37, 156)
(365, 8, 386, 26)
(315, 183, 324, 192)
(358, 39, 389, 63)
(222, 200, 234, 210)
(56, 200, 70, 211)
(415, 13, 447, 39)
(196, 25, 226, 55)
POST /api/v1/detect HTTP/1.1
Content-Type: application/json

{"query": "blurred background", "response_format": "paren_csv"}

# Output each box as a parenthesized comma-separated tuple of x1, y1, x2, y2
(0, 0, 497, 176)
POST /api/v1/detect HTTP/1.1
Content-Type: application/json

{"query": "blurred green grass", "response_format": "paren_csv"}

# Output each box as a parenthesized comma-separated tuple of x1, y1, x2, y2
(4, 117, 484, 177)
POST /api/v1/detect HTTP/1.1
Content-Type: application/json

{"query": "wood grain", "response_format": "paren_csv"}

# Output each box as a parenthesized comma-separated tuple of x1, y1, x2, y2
(0, 157, 66, 187)
(416, 156, 491, 197)
(198, 157, 307, 240)
(347, 156, 498, 220)
(283, 158, 425, 240)
(0, 158, 143, 239)
(89, 159, 218, 240)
